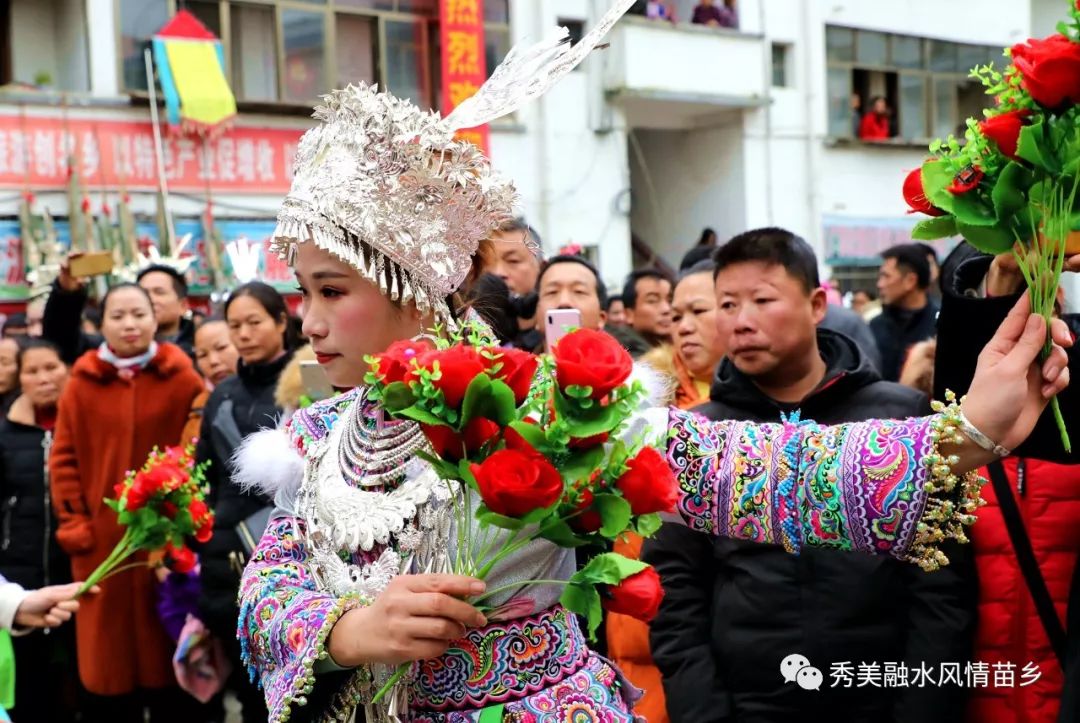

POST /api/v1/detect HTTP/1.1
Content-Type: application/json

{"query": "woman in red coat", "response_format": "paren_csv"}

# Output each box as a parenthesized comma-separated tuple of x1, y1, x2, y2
(49, 283, 205, 722)
(967, 457, 1080, 723)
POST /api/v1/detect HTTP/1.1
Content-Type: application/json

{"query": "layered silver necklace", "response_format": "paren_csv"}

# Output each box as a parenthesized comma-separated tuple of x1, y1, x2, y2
(336, 393, 429, 488)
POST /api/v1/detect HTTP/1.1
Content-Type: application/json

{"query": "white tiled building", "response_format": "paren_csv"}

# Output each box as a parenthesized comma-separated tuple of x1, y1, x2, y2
(0, 0, 1068, 309)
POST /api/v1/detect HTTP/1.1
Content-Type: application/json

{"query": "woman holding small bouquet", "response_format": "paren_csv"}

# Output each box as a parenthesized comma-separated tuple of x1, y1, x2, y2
(49, 283, 204, 722)
(235, 5, 1072, 723)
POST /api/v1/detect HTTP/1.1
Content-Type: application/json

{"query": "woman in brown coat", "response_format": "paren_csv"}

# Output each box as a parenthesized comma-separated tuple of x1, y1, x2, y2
(49, 283, 204, 722)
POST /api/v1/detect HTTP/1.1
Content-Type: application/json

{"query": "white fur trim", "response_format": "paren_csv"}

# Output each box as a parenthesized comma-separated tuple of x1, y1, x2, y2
(231, 428, 304, 501)
(630, 361, 675, 408)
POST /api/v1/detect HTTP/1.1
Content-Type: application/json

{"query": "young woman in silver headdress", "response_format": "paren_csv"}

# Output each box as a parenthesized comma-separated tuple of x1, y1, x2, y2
(233, 5, 1073, 722)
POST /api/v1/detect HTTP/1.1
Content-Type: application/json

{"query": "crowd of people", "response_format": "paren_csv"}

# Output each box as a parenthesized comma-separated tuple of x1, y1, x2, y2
(0, 202, 1075, 723)
(631, 0, 739, 28)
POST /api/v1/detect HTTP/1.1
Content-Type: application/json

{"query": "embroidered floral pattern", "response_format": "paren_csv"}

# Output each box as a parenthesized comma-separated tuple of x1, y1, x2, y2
(237, 516, 369, 723)
(665, 408, 935, 560)
(412, 606, 588, 711)
(410, 655, 639, 722)
(286, 389, 357, 455)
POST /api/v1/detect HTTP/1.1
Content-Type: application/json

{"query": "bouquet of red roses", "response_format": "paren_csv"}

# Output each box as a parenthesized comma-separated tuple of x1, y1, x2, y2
(368, 326, 675, 624)
(904, 0, 1080, 451)
(76, 444, 213, 597)
(365, 324, 677, 699)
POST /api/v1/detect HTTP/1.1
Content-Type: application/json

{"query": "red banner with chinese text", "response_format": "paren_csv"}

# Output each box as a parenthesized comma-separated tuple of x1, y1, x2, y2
(0, 115, 304, 193)
(440, 0, 490, 155)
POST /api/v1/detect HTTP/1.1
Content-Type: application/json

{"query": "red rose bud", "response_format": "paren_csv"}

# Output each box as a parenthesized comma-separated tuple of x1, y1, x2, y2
(471, 448, 564, 518)
(409, 346, 487, 408)
(188, 498, 210, 525)
(373, 339, 435, 385)
(902, 167, 946, 216)
(164, 542, 197, 574)
(571, 488, 602, 533)
(422, 418, 500, 461)
(1011, 34, 1080, 109)
(553, 329, 634, 400)
(979, 110, 1029, 160)
(195, 519, 213, 544)
(615, 447, 678, 515)
(946, 166, 984, 195)
(569, 432, 609, 450)
(491, 348, 539, 405)
(603, 567, 664, 623)
(161, 501, 178, 519)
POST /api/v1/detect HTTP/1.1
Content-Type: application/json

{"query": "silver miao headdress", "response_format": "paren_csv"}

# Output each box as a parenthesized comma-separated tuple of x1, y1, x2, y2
(272, 0, 638, 322)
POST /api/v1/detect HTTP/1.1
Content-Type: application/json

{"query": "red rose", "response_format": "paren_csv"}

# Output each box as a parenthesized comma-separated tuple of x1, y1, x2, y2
(164, 542, 197, 574)
(188, 499, 210, 526)
(902, 168, 946, 216)
(615, 447, 678, 515)
(980, 110, 1029, 159)
(946, 166, 984, 195)
(409, 346, 488, 408)
(161, 501, 178, 519)
(195, 518, 213, 544)
(491, 348, 539, 406)
(1011, 34, 1080, 109)
(422, 418, 501, 461)
(571, 488, 602, 533)
(553, 329, 633, 400)
(372, 339, 435, 385)
(603, 567, 664, 622)
(471, 448, 564, 518)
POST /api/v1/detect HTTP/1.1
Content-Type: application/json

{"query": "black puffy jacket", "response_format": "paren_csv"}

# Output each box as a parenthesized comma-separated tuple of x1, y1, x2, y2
(196, 353, 291, 636)
(0, 400, 70, 590)
(643, 330, 976, 723)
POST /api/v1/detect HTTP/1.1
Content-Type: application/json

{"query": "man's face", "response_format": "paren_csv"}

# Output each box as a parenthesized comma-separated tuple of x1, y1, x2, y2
(482, 229, 541, 297)
(606, 299, 627, 326)
(536, 262, 606, 336)
(2, 324, 27, 339)
(876, 258, 916, 306)
(138, 271, 186, 329)
(626, 277, 673, 337)
(715, 261, 826, 379)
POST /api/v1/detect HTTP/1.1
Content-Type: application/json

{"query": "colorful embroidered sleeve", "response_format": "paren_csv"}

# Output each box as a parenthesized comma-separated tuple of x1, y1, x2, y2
(664, 408, 984, 571)
(238, 516, 367, 723)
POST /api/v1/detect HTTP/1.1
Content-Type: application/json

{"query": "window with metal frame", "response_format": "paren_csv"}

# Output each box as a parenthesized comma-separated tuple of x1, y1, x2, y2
(825, 25, 1002, 143)
(117, 0, 511, 110)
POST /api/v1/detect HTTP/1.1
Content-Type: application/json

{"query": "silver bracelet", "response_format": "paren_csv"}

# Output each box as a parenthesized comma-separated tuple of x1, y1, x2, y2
(959, 410, 1011, 457)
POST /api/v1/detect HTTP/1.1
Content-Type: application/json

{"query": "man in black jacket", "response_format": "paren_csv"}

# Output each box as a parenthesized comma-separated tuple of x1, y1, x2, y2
(42, 258, 197, 365)
(644, 228, 975, 723)
(934, 242, 1080, 723)
(871, 243, 939, 381)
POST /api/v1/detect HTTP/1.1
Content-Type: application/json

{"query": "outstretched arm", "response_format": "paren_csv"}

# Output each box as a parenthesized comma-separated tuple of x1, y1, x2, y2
(662, 294, 1072, 569)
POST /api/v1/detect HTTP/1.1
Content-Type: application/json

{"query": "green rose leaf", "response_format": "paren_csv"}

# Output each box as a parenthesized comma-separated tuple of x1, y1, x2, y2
(538, 519, 589, 548)
(595, 494, 632, 538)
(949, 190, 998, 227)
(475, 504, 526, 530)
(1016, 120, 1059, 174)
(397, 406, 450, 427)
(636, 513, 663, 538)
(381, 382, 415, 412)
(575, 551, 649, 585)
(458, 374, 492, 427)
(922, 160, 958, 213)
(991, 162, 1036, 220)
(552, 385, 623, 438)
(561, 446, 606, 485)
(560, 582, 603, 640)
(958, 221, 1017, 254)
(911, 216, 958, 240)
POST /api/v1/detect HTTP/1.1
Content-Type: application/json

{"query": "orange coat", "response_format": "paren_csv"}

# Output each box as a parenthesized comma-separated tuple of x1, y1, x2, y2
(49, 343, 204, 695)
(608, 532, 669, 723)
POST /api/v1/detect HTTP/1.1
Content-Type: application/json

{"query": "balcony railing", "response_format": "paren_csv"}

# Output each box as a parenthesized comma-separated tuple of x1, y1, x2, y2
(603, 17, 768, 128)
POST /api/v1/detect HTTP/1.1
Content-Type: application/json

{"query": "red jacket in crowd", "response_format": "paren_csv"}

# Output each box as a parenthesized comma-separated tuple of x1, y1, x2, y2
(859, 111, 891, 140)
(49, 343, 204, 696)
(967, 457, 1080, 723)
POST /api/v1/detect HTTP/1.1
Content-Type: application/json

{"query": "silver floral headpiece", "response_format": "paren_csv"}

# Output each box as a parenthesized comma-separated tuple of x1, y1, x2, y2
(272, 0, 637, 322)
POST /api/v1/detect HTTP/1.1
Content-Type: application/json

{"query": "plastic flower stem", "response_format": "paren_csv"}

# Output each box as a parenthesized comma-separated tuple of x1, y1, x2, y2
(94, 560, 152, 584)
(76, 528, 136, 597)
(371, 665, 408, 705)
